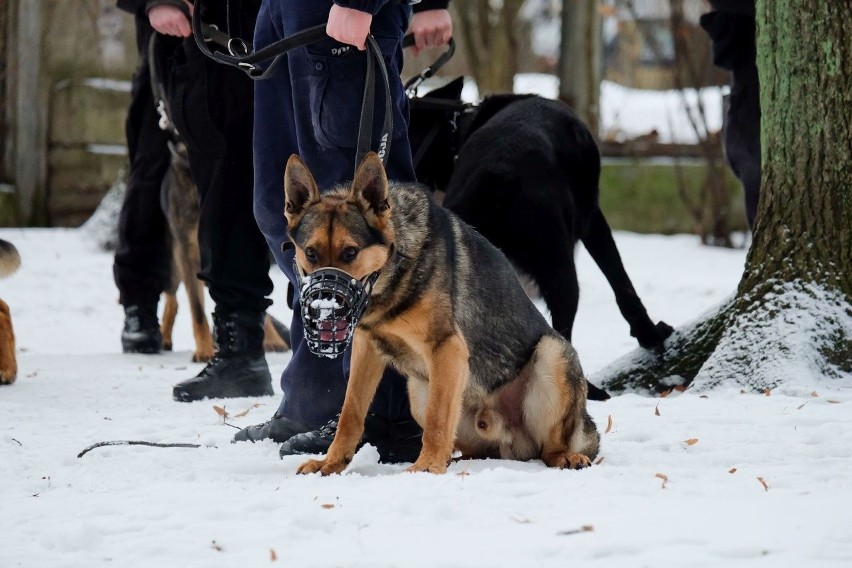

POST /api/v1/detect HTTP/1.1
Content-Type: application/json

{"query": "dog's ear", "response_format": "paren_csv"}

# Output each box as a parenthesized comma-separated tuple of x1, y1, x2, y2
(423, 76, 464, 101)
(350, 152, 390, 219)
(283, 155, 320, 226)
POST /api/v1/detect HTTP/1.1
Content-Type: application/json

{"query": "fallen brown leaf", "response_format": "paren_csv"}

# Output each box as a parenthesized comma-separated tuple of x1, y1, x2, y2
(728, 467, 737, 474)
(811, 391, 819, 397)
(655, 402, 661, 416)
(757, 477, 769, 491)
(655, 472, 669, 489)
(321, 503, 335, 509)
(233, 402, 263, 418)
(456, 471, 470, 477)
(270, 549, 277, 561)
(213, 405, 228, 418)
(594, 456, 605, 465)
(683, 438, 699, 446)
(605, 415, 613, 434)
(764, 388, 772, 396)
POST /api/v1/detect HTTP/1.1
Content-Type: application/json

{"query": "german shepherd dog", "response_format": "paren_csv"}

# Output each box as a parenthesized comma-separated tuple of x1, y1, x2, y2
(0, 239, 21, 385)
(151, 33, 289, 361)
(408, 79, 674, 399)
(287, 153, 599, 475)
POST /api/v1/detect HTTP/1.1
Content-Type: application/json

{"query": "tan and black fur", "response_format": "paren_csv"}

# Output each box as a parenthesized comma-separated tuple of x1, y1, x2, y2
(286, 153, 600, 475)
(0, 239, 21, 385)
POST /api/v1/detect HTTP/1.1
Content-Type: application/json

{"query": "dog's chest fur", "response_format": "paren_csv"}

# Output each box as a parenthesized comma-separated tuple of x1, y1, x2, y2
(359, 183, 555, 395)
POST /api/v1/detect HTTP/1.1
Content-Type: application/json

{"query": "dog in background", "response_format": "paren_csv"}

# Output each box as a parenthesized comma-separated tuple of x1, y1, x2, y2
(0, 239, 20, 385)
(288, 153, 599, 475)
(150, 33, 290, 362)
(408, 79, 674, 401)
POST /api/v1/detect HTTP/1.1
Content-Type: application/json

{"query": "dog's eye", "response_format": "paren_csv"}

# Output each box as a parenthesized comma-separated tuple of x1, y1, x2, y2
(304, 248, 319, 264)
(340, 246, 359, 263)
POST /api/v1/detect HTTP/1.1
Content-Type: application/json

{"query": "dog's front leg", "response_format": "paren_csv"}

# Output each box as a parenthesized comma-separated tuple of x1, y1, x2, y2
(297, 331, 385, 476)
(408, 333, 469, 474)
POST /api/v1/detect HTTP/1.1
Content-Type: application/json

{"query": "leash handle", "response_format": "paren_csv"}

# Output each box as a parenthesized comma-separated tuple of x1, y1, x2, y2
(402, 36, 456, 97)
(191, 0, 327, 80)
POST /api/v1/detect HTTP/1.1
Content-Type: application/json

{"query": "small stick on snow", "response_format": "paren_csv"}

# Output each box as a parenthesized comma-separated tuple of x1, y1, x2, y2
(77, 440, 202, 458)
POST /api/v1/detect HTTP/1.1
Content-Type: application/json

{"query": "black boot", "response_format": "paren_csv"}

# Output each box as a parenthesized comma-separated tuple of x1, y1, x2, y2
(232, 415, 311, 443)
(121, 303, 162, 354)
(173, 309, 274, 402)
(278, 413, 423, 464)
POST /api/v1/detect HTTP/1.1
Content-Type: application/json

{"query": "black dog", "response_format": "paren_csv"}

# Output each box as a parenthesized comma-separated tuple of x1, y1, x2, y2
(408, 79, 674, 401)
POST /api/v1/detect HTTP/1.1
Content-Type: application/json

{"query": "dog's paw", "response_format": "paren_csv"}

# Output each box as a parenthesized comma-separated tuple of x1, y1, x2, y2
(406, 457, 449, 474)
(634, 320, 675, 353)
(544, 451, 591, 470)
(0, 369, 16, 385)
(297, 458, 347, 476)
(192, 349, 214, 363)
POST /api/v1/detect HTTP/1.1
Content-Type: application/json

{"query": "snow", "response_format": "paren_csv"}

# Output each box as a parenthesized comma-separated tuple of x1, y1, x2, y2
(2, 227, 851, 567)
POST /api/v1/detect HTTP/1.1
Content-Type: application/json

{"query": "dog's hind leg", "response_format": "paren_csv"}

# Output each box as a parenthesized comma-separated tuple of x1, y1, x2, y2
(529, 245, 611, 401)
(581, 208, 673, 351)
(161, 292, 178, 352)
(173, 233, 214, 363)
(0, 299, 17, 384)
(524, 336, 599, 469)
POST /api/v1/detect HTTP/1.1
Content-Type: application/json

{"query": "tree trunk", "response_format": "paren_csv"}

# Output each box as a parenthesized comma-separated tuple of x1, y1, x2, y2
(558, 0, 601, 139)
(453, 0, 524, 95)
(598, 0, 852, 395)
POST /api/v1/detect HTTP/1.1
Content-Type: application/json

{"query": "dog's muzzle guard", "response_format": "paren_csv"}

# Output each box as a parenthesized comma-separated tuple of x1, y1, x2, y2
(294, 263, 379, 358)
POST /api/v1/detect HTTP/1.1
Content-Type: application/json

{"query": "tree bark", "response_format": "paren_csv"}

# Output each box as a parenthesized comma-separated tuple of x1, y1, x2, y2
(453, 0, 524, 95)
(598, 0, 852, 395)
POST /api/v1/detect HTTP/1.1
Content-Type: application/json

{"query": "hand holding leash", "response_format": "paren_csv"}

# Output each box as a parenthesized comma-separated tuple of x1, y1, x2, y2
(327, 4, 373, 51)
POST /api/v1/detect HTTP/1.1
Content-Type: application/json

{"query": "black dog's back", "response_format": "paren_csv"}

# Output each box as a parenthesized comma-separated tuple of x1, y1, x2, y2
(409, 85, 673, 402)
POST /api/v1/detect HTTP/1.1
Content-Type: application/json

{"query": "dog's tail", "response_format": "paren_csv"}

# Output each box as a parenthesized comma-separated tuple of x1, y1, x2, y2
(0, 239, 21, 279)
(581, 208, 673, 352)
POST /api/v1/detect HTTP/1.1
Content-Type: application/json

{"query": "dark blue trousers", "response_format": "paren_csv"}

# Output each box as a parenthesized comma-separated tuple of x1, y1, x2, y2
(253, 0, 416, 427)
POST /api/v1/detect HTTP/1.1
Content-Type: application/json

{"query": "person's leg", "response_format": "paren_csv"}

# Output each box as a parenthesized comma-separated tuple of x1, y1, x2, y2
(239, 0, 422, 461)
(166, 37, 274, 402)
(113, 17, 172, 353)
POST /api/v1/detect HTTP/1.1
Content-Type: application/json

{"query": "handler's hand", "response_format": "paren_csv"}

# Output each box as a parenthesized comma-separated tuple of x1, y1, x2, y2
(409, 9, 452, 56)
(148, 1, 194, 38)
(327, 5, 373, 51)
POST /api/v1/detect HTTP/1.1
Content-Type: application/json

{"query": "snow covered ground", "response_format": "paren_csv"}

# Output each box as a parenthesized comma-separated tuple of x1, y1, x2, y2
(2, 227, 850, 567)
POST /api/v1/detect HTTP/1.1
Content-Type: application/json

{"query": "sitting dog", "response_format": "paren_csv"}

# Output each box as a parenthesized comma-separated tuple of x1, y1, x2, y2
(0, 239, 21, 385)
(286, 153, 600, 475)
(408, 79, 674, 401)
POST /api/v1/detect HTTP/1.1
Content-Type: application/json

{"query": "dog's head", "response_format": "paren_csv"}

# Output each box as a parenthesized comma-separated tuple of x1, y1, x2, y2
(283, 152, 396, 357)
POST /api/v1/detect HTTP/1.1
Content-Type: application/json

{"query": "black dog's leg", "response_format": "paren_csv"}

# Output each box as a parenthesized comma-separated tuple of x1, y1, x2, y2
(581, 208, 674, 352)
(536, 249, 610, 401)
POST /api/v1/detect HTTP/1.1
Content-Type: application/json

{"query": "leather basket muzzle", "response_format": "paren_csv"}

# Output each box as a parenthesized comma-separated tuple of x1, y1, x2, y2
(294, 264, 379, 358)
